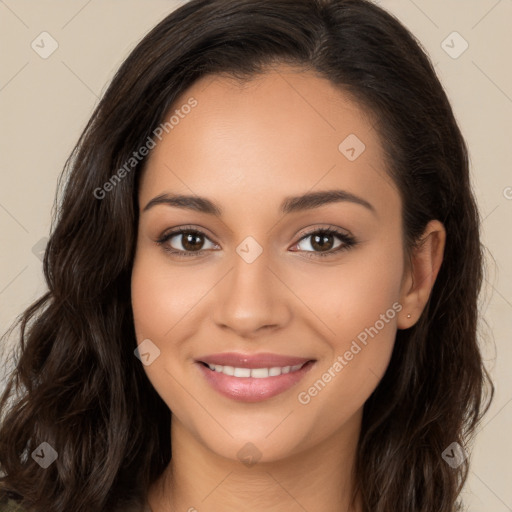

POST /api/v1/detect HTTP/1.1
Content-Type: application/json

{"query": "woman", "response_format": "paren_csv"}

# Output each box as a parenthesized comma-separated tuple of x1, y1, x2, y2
(0, 0, 493, 511)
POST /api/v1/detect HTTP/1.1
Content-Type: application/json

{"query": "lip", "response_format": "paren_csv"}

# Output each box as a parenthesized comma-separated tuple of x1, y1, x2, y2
(195, 353, 316, 402)
(196, 352, 313, 369)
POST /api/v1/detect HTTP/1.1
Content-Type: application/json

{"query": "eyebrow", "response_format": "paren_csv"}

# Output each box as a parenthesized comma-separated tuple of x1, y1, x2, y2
(142, 189, 377, 217)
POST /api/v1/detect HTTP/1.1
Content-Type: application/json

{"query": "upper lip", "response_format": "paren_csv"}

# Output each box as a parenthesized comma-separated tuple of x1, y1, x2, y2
(197, 352, 314, 369)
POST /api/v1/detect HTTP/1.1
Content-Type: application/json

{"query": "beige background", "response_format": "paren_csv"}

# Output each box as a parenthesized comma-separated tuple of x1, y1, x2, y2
(0, 0, 511, 509)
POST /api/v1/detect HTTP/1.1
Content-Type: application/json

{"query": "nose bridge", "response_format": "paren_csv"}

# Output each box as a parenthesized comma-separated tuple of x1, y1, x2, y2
(212, 238, 288, 335)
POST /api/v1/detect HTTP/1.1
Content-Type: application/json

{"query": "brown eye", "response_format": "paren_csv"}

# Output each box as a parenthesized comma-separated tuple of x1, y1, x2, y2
(156, 228, 217, 257)
(178, 231, 206, 251)
(309, 232, 337, 252)
(294, 228, 357, 258)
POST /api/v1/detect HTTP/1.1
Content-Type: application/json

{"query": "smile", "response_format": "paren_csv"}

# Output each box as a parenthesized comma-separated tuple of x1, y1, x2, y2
(204, 362, 307, 378)
(195, 354, 316, 402)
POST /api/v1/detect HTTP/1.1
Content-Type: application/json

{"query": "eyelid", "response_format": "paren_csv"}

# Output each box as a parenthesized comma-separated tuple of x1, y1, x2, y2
(292, 225, 356, 258)
(155, 225, 218, 251)
(296, 224, 354, 240)
(157, 224, 352, 243)
(156, 224, 216, 243)
(156, 224, 357, 258)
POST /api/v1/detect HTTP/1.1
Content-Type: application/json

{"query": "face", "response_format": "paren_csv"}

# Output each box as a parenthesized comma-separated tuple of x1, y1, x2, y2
(131, 65, 409, 463)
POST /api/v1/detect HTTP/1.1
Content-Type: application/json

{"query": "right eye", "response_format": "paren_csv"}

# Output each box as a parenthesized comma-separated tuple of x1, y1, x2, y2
(156, 227, 218, 257)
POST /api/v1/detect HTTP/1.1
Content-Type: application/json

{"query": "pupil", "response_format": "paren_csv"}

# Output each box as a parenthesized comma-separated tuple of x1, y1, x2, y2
(183, 232, 203, 251)
(312, 233, 333, 251)
(180, 232, 335, 253)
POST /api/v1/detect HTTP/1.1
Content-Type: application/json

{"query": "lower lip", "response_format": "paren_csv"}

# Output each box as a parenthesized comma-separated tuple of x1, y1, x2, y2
(196, 361, 315, 402)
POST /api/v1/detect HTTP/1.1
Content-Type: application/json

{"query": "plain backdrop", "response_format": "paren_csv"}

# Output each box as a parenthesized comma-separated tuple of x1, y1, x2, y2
(0, 1, 511, 510)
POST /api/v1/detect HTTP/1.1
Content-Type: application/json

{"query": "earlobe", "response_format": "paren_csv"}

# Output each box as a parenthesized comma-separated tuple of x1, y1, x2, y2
(397, 219, 446, 329)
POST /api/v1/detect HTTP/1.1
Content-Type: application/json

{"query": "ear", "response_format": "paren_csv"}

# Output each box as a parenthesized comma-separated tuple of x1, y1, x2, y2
(397, 219, 446, 330)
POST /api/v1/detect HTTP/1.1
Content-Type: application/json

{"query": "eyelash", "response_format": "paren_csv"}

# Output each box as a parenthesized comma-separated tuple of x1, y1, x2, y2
(156, 225, 358, 259)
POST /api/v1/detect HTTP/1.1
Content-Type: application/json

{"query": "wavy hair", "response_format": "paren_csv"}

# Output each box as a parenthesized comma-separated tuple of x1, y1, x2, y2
(0, 0, 493, 510)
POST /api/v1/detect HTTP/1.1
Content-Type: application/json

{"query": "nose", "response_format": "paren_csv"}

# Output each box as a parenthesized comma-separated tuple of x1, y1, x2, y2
(212, 249, 292, 339)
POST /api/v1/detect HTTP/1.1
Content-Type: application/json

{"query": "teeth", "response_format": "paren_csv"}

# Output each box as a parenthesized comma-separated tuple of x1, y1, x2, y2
(206, 362, 305, 378)
(234, 367, 251, 377)
(251, 367, 269, 378)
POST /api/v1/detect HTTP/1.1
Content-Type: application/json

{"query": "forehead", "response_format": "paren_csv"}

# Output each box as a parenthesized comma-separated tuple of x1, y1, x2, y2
(138, 66, 399, 220)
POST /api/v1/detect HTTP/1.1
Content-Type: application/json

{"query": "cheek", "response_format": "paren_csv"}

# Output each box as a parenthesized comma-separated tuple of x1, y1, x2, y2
(130, 248, 204, 341)
(340, 243, 403, 336)
(336, 234, 404, 380)
(130, 249, 200, 410)
(130, 244, 219, 402)
(293, 233, 403, 411)
(289, 229, 404, 341)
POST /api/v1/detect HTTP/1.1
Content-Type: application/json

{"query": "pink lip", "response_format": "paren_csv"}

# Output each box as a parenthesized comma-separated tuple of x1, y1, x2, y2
(195, 353, 316, 402)
(196, 352, 312, 368)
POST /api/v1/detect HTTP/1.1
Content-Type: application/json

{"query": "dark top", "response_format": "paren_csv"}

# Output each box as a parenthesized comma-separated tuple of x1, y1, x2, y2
(0, 496, 152, 511)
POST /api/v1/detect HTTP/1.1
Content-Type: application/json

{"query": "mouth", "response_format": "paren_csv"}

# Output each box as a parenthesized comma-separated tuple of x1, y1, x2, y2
(199, 360, 311, 377)
(195, 353, 316, 402)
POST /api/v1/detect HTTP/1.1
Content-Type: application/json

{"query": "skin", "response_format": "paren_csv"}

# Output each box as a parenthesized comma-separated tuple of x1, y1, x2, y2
(131, 64, 446, 512)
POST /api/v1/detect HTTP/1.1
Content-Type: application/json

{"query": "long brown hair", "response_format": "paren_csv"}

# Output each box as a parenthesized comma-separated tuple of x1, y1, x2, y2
(0, 1, 493, 510)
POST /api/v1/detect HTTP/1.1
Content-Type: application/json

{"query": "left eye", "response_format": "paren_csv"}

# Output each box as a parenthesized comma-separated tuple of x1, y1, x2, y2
(295, 230, 346, 253)
(291, 227, 357, 258)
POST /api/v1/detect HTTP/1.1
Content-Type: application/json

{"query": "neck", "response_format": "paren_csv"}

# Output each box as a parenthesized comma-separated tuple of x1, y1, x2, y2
(148, 412, 363, 512)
